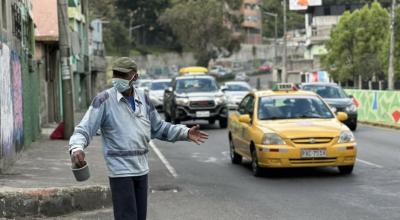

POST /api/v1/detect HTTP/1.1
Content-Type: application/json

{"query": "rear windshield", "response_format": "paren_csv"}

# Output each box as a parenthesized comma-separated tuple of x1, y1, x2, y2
(302, 85, 348, 99)
(150, 81, 171, 90)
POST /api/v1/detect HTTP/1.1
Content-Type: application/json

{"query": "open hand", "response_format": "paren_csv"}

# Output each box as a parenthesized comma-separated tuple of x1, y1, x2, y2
(188, 125, 209, 145)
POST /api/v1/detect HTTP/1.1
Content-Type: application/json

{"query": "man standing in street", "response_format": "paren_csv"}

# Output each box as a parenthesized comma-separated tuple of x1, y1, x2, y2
(69, 57, 208, 220)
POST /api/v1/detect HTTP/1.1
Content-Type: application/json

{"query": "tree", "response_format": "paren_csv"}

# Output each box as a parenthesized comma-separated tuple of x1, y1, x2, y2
(322, 2, 389, 87)
(261, 0, 305, 39)
(160, 0, 242, 66)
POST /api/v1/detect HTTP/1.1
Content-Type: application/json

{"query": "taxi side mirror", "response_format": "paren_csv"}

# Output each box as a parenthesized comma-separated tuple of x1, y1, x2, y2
(239, 114, 251, 124)
(336, 112, 348, 122)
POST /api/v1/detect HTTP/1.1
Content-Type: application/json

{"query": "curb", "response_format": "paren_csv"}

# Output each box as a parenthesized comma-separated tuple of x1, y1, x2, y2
(359, 121, 400, 130)
(0, 185, 111, 218)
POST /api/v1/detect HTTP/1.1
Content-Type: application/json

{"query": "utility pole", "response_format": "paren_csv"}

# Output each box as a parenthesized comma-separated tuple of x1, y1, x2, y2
(282, 0, 288, 83)
(57, 0, 75, 138)
(388, 0, 396, 90)
(263, 12, 278, 69)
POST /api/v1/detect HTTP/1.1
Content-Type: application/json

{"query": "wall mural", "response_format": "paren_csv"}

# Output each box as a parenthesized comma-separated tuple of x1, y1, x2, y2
(11, 51, 24, 152)
(346, 89, 400, 127)
(0, 43, 24, 161)
(0, 43, 15, 159)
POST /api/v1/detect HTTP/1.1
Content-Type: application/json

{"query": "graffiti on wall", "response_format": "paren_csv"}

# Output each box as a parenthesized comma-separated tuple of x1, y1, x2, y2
(346, 89, 400, 127)
(0, 43, 15, 159)
(0, 43, 24, 160)
(11, 52, 23, 152)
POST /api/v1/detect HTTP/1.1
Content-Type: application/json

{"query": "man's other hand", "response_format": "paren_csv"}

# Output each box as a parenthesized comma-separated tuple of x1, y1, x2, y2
(71, 150, 86, 168)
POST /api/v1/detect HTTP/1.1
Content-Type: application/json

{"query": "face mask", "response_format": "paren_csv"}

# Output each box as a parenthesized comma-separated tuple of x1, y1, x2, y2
(112, 75, 135, 93)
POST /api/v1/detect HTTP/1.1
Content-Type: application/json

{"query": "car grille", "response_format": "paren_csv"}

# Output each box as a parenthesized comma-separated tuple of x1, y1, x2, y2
(190, 100, 215, 108)
(289, 157, 337, 164)
(291, 137, 333, 144)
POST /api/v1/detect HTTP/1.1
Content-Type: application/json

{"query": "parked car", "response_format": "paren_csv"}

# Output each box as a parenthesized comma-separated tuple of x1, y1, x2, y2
(258, 64, 272, 73)
(149, 79, 172, 111)
(301, 82, 358, 131)
(164, 74, 228, 128)
(234, 72, 250, 82)
(221, 81, 252, 110)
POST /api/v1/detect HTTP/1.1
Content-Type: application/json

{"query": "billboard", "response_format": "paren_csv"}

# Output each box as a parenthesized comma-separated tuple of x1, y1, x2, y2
(289, 0, 322, 11)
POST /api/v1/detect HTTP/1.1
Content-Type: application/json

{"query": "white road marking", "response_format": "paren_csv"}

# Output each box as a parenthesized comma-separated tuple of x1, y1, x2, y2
(149, 141, 178, 178)
(356, 158, 384, 168)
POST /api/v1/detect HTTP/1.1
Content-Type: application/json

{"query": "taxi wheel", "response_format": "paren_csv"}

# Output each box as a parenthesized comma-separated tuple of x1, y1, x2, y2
(251, 149, 262, 177)
(338, 165, 354, 175)
(219, 117, 228, 129)
(165, 113, 171, 122)
(229, 138, 242, 164)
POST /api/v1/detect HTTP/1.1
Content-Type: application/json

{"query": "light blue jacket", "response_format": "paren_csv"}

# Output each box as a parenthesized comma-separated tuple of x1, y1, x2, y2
(69, 87, 189, 177)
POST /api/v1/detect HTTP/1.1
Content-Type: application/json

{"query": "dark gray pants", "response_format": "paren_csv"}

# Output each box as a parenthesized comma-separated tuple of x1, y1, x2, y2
(109, 175, 148, 220)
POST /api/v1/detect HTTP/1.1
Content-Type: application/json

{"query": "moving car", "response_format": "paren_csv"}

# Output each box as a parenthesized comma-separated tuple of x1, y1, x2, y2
(234, 72, 250, 82)
(134, 79, 152, 96)
(164, 74, 228, 128)
(301, 83, 358, 131)
(149, 79, 171, 111)
(228, 83, 357, 176)
(221, 81, 252, 110)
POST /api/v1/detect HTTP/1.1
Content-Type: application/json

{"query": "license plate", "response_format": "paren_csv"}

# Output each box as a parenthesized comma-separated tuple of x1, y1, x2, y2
(301, 149, 326, 158)
(196, 111, 210, 118)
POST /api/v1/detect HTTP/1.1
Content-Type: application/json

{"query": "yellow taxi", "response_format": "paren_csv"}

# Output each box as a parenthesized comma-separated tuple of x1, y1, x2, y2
(179, 66, 208, 75)
(228, 83, 357, 176)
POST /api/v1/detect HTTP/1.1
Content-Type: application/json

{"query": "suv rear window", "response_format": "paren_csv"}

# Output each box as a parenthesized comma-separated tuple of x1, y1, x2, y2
(302, 85, 348, 99)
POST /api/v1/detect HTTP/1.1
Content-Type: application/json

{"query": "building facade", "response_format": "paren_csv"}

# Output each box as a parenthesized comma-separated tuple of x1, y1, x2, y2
(240, 0, 263, 44)
(68, 0, 90, 110)
(32, 0, 63, 126)
(0, 0, 40, 172)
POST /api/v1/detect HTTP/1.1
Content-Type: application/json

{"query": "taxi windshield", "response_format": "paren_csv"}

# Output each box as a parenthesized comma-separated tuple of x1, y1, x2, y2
(302, 85, 348, 99)
(176, 78, 219, 93)
(258, 96, 334, 120)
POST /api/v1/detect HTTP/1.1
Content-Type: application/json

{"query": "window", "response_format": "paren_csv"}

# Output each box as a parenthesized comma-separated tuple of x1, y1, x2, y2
(2, 0, 6, 29)
(324, 7, 331, 16)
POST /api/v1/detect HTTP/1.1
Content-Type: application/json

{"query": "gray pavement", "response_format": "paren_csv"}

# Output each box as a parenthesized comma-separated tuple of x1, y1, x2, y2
(56, 122, 400, 220)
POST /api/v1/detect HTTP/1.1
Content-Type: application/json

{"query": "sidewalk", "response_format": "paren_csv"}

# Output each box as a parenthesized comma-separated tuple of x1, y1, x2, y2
(0, 110, 113, 218)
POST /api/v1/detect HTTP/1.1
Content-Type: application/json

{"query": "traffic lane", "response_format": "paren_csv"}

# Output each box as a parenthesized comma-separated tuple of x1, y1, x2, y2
(354, 124, 400, 168)
(153, 122, 400, 220)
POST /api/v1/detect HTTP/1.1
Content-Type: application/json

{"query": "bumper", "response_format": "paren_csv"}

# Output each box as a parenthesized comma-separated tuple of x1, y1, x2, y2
(176, 104, 228, 121)
(255, 143, 357, 168)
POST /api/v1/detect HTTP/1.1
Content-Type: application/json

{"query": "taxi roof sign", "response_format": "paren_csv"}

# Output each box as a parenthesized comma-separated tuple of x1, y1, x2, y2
(272, 83, 298, 91)
(179, 66, 208, 75)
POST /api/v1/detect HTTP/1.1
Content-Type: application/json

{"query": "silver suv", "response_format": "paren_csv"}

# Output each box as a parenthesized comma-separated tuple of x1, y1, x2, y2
(163, 75, 228, 128)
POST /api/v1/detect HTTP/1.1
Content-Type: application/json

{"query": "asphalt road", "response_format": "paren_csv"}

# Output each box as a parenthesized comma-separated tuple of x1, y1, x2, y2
(57, 121, 400, 220)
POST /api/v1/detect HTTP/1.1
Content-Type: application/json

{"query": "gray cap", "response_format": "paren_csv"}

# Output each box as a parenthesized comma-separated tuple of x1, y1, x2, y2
(112, 57, 138, 73)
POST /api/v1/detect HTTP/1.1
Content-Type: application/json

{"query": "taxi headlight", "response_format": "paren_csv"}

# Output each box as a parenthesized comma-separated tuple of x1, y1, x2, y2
(338, 131, 355, 143)
(175, 97, 189, 106)
(345, 104, 357, 113)
(262, 133, 286, 145)
(215, 96, 226, 105)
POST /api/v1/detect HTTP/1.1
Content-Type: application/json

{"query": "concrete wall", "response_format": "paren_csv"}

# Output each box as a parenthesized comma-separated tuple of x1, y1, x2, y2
(346, 89, 400, 128)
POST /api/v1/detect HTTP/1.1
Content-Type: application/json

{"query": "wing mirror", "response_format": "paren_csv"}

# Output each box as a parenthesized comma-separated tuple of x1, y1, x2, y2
(239, 114, 251, 123)
(336, 112, 348, 122)
(348, 94, 354, 98)
(221, 86, 228, 92)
